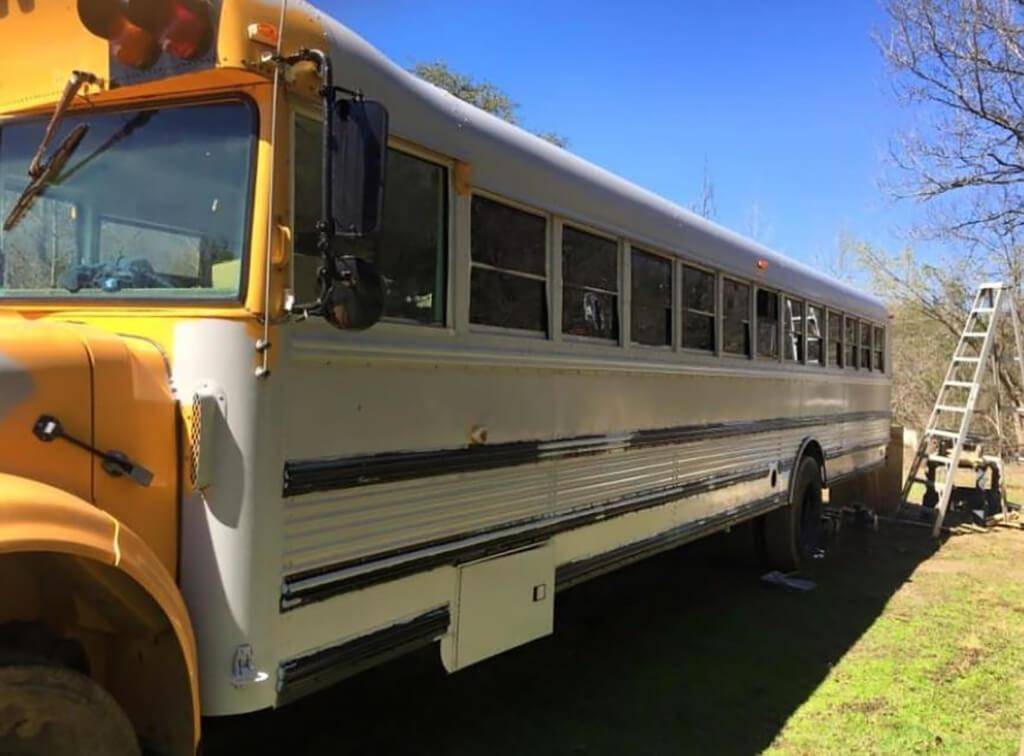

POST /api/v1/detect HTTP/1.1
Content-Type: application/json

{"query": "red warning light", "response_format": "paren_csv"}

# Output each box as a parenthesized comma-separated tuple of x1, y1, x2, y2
(157, 1, 212, 60)
(78, 0, 212, 69)
(108, 12, 160, 69)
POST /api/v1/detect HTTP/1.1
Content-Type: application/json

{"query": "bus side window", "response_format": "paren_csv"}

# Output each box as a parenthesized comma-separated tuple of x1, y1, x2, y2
(469, 195, 548, 333)
(845, 316, 859, 369)
(630, 248, 672, 347)
(827, 310, 843, 368)
(722, 278, 751, 356)
(860, 321, 872, 371)
(874, 326, 885, 373)
(682, 265, 715, 352)
(807, 304, 824, 365)
(784, 296, 804, 362)
(756, 289, 780, 359)
(562, 226, 619, 341)
(292, 114, 449, 325)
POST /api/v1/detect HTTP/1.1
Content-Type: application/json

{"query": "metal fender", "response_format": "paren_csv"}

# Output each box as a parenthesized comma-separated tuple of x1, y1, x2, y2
(790, 436, 826, 500)
(0, 472, 200, 753)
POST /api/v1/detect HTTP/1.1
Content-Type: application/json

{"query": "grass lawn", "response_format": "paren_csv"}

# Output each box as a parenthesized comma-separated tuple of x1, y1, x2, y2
(768, 525, 1024, 754)
(206, 518, 1024, 755)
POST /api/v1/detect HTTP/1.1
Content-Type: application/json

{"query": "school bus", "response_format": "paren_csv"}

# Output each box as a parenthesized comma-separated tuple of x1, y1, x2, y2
(0, 1, 891, 753)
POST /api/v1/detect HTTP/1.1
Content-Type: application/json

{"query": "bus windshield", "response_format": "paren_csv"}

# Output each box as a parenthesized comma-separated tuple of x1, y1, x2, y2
(0, 100, 254, 300)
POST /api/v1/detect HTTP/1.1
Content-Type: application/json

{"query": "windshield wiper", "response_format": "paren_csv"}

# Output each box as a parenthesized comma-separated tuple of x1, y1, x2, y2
(58, 111, 154, 184)
(3, 70, 98, 232)
(3, 125, 88, 232)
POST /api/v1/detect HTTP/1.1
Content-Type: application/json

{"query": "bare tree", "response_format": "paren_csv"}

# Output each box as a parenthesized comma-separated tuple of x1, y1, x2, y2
(860, 0, 1024, 443)
(745, 200, 773, 244)
(689, 156, 716, 220)
(880, 0, 1024, 248)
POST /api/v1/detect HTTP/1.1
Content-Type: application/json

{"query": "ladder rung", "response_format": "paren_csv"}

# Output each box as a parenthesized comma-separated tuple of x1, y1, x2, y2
(973, 307, 996, 314)
(926, 429, 960, 439)
(953, 356, 981, 363)
(944, 381, 973, 388)
(936, 405, 968, 413)
(963, 332, 988, 338)
(929, 455, 954, 465)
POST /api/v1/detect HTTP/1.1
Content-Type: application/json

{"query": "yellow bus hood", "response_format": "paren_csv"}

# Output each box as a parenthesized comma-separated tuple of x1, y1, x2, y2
(0, 318, 94, 502)
(0, 316, 178, 575)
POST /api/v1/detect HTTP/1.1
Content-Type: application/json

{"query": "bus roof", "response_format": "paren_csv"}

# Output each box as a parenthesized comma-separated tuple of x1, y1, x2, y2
(312, 6, 888, 323)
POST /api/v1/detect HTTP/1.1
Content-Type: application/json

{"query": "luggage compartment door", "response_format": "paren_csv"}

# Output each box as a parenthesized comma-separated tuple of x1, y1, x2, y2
(442, 542, 554, 672)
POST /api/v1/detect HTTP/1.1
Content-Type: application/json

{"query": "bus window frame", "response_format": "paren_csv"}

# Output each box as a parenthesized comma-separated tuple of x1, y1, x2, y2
(825, 308, 843, 369)
(860, 320, 873, 372)
(845, 314, 860, 370)
(873, 324, 886, 374)
(289, 98, 458, 333)
(467, 188, 551, 340)
(783, 294, 805, 365)
(627, 242, 675, 351)
(754, 285, 782, 361)
(0, 93, 260, 308)
(805, 300, 826, 367)
(678, 259, 718, 356)
(559, 218, 623, 346)
(720, 274, 753, 360)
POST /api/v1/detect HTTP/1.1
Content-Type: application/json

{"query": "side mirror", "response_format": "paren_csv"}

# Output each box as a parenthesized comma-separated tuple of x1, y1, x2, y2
(332, 99, 389, 237)
(323, 255, 384, 330)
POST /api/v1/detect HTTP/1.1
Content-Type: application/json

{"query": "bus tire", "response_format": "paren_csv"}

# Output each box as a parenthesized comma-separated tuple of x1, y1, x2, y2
(0, 665, 140, 756)
(764, 456, 823, 571)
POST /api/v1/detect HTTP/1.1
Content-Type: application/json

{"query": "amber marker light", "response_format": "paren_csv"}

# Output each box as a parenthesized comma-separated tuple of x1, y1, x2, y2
(756, 259, 769, 271)
(247, 22, 280, 47)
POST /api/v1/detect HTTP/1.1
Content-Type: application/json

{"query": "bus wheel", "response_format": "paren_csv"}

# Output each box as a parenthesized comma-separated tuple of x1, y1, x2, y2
(764, 456, 823, 572)
(0, 665, 140, 756)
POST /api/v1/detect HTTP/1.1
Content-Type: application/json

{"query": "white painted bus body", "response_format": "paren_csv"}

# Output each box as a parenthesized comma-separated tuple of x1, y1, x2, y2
(175, 2, 891, 717)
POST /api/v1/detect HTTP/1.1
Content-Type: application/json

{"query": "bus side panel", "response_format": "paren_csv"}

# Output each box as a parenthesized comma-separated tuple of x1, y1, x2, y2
(273, 335, 889, 692)
(279, 340, 888, 577)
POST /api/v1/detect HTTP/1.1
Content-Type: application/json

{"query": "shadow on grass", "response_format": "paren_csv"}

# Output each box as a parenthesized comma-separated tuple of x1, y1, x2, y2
(204, 523, 939, 756)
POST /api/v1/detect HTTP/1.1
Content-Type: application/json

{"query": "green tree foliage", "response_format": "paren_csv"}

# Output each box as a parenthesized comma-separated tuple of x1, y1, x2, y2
(844, 239, 961, 430)
(410, 61, 568, 148)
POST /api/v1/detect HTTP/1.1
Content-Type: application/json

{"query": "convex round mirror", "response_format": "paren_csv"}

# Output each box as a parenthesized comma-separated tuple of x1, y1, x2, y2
(323, 255, 384, 330)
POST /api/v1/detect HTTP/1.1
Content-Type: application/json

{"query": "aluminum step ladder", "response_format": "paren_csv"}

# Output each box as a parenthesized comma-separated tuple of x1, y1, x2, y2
(899, 282, 1024, 536)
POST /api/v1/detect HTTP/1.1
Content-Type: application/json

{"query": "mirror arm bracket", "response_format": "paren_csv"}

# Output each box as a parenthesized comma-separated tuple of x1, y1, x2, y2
(273, 48, 385, 327)
(331, 85, 364, 100)
(273, 48, 339, 318)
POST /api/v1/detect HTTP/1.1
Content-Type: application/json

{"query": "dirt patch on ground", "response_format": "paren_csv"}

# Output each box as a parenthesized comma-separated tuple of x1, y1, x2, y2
(835, 697, 892, 716)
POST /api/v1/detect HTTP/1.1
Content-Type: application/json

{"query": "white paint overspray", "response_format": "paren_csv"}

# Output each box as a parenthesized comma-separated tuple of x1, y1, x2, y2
(173, 319, 285, 715)
(0, 350, 34, 422)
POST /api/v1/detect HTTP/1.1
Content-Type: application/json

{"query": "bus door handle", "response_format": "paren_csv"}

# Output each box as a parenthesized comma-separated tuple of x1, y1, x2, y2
(273, 221, 292, 270)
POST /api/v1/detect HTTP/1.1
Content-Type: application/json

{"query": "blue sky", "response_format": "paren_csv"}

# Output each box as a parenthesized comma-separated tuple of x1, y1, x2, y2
(315, 1, 917, 271)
